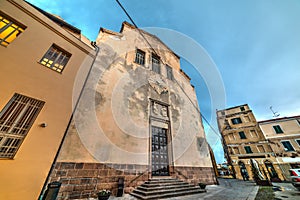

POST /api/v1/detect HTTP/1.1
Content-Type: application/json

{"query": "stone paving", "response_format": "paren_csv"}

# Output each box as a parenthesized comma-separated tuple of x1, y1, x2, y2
(103, 178, 259, 200)
(272, 182, 300, 200)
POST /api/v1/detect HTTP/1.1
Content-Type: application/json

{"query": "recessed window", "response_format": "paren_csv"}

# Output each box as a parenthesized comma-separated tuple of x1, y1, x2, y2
(244, 146, 253, 154)
(233, 147, 240, 154)
(228, 133, 235, 141)
(244, 116, 250, 122)
(273, 125, 283, 134)
(239, 131, 247, 139)
(231, 117, 242, 124)
(0, 12, 26, 47)
(40, 44, 71, 73)
(257, 145, 265, 153)
(0, 93, 44, 158)
(166, 65, 174, 80)
(152, 54, 160, 74)
(250, 130, 257, 137)
(134, 49, 145, 65)
(281, 141, 295, 152)
(240, 106, 245, 111)
(295, 139, 300, 147)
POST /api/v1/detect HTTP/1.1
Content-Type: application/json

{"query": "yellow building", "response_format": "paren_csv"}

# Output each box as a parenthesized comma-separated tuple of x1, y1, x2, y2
(217, 104, 284, 182)
(0, 0, 95, 199)
(259, 115, 300, 180)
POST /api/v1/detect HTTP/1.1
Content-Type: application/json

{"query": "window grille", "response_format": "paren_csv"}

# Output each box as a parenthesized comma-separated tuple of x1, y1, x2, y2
(40, 44, 71, 73)
(0, 93, 44, 158)
(134, 49, 145, 65)
(152, 54, 160, 74)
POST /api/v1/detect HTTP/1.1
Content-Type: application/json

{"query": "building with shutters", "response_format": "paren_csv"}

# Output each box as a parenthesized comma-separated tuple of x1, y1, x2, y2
(217, 104, 284, 182)
(259, 115, 300, 180)
(0, 0, 95, 199)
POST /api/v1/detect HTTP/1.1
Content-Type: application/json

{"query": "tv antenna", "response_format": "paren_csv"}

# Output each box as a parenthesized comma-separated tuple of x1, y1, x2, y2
(270, 106, 280, 117)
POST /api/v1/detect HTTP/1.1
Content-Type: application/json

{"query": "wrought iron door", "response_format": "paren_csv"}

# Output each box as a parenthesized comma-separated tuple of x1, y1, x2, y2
(151, 126, 169, 176)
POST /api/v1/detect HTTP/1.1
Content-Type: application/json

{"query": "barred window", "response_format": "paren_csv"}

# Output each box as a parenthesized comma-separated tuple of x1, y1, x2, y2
(166, 65, 173, 80)
(0, 94, 44, 158)
(0, 12, 26, 47)
(40, 44, 71, 73)
(135, 49, 145, 65)
(152, 54, 160, 74)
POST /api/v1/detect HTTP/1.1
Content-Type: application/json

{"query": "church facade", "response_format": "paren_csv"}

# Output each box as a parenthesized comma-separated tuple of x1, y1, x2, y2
(48, 22, 216, 199)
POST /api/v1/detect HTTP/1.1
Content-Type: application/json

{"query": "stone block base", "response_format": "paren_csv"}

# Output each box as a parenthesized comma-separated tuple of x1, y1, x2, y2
(48, 162, 149, 199)
(173, 166, 217, 185)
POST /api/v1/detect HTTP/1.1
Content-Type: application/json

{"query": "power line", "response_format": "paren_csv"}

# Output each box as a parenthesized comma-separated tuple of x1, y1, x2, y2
(115, 0, 222, 141)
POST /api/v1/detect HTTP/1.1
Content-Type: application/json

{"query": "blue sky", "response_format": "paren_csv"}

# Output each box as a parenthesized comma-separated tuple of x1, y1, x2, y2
(27, 0, 300, 163)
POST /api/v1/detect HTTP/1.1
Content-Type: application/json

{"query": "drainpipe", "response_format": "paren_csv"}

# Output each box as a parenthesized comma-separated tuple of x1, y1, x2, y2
(38, 42, 99, 200)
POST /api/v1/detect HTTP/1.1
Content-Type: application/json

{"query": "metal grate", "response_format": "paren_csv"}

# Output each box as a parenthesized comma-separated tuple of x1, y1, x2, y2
(0, 93, 44, 158)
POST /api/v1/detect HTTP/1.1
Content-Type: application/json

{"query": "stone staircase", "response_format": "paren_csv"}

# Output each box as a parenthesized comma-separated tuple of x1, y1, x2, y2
(130, 177, 206, 199)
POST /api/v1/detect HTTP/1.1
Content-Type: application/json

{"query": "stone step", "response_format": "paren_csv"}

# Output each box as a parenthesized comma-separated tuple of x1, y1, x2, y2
(141, 181, 188, 187)
(137, 184, 192, 191)
(144, 179, 182, 184)
(131, 187, 206, 200)
(139, 182, 189, 189)
(130, 177, 206, 199)
(132, 185, 202, 196)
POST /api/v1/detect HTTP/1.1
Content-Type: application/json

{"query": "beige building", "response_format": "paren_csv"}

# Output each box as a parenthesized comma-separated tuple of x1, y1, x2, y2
(217, 104, 284, 182)
(47, 21, 217, 199)
(0, 0, 95, 199)
(259, 115, 300, 180)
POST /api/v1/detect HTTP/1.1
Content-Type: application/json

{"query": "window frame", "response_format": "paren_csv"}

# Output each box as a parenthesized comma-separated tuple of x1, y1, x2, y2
(238, 131, 247, 139)
(166, 65, 174, 80)
(0, 11, 26, 47)
(257, 145, 265, 153)
(250, 129, 257, 138)
(134, 48, 145, 66)
(244, 146, 253, 154)
(151, 54, 161, 74)
(39, 44, 71, 73)
(0, 93, 44, 158)
(281, 140, 295, 152)
(273, 125, 283, 134)
(233, 146, 240, 154)
(295, 139, 300, 147)
(231, 117, 242, 124)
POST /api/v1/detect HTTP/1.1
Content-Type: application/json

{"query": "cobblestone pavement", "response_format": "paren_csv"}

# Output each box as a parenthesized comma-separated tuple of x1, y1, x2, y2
(272, 182, 300, 200)
(168, 178, 258, 200)
(104, 178, 259, 200)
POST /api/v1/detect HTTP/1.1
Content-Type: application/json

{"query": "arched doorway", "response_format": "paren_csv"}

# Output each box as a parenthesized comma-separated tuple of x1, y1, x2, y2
(238, 161, 249, 181)
(264, 160, 280, 182)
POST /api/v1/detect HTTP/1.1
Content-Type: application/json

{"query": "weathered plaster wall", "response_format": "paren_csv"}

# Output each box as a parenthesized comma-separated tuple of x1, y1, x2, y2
(58, 23, 212, 168)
